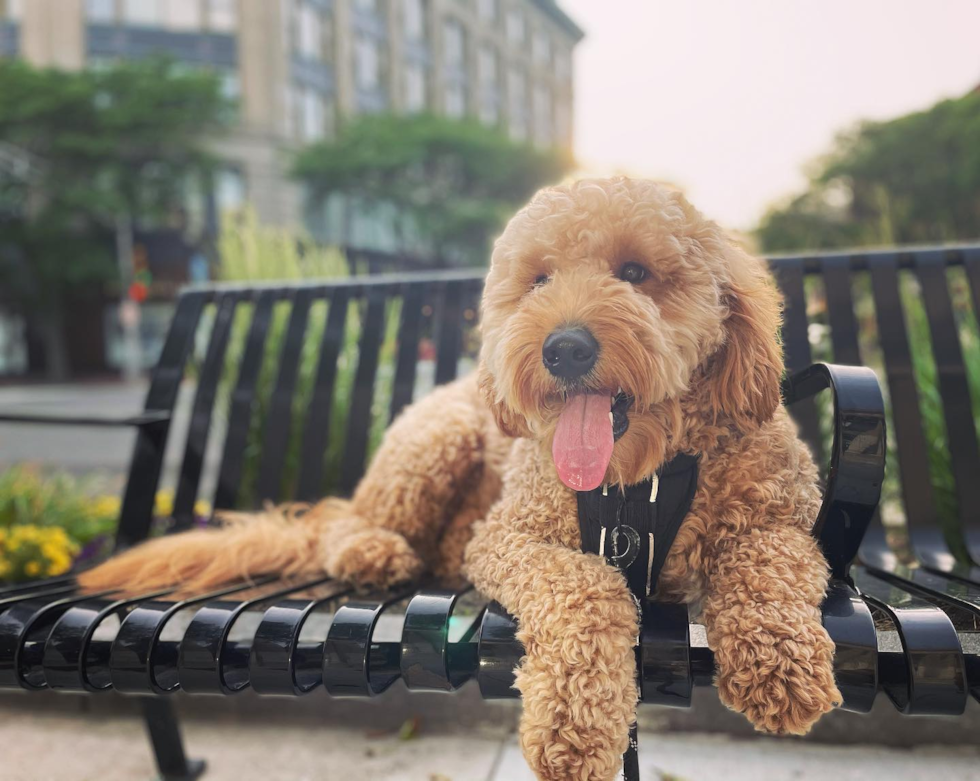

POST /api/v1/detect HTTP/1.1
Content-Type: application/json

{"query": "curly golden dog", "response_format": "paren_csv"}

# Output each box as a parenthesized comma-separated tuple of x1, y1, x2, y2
(81, 177, 839, 781)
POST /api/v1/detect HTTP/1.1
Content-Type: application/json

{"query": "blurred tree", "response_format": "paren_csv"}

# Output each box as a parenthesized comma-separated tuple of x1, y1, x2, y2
(757, 90, 980, 252)
(292, 113, 572, 265)
(0, 59, 230, 379)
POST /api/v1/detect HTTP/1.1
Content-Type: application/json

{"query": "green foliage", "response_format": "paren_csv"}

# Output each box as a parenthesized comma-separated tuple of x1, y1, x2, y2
(757, 91, 980, 253)
(0, 58, 231, 373)
(292, 113, 572, 264)
(0, 466, 119, 582)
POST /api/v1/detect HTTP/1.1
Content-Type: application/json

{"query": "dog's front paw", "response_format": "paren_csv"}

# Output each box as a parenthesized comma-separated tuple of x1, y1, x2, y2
(715, 624, 840, 735)
(321, 528, 423, 591)
(515, 588, 639, 781)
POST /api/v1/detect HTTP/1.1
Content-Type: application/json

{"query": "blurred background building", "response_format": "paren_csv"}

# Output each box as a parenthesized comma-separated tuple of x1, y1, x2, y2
(0, 0, 581, 227)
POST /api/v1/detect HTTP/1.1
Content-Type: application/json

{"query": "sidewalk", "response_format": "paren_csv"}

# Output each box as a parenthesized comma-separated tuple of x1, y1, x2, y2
(3, 686, 979, 781)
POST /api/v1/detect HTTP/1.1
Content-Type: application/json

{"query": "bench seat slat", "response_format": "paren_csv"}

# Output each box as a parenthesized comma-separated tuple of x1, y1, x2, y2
(853, 566, 967, 715)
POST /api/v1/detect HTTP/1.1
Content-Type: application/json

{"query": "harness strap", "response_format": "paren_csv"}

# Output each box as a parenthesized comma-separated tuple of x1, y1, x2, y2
(576, 452, 700, 599)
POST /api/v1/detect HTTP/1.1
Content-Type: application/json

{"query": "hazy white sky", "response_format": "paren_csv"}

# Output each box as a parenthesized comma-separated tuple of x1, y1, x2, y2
(560, 0, 980, 230)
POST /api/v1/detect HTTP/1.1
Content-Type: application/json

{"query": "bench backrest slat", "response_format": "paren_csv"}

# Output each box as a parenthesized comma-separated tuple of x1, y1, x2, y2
(295, 288, 351, 503)
(434, 280, 465, 386)
(820, 256, 862, 366)
(867, 254, 937, 529)
(772, 258, 823, 460)
(913, 252, 980, 538)
(339, 285, 390, 495)
(255, 289, 314, 505)
(389, 283, 425, 423)
(213, 291, 274, 511)
(117, 292, 208, 548)
(173, 294, 239, 529)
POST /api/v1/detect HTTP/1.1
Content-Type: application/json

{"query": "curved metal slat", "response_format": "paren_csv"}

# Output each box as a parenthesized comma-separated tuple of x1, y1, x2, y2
(821, 578, 878, 713)
(475, 602, 521, 700)
(42, 589, 171, 692)
(400, 587, 478, 692)
(639, 601, 692, 707)
(0, 590, 115, 689)
(109, 579, 276, 695)
(433, 280, 465, 386)
(177, 577, 335, 695)
(853, 566, 967, 715)
(322, 592, 406, 697)
(249, 587, 351, 696)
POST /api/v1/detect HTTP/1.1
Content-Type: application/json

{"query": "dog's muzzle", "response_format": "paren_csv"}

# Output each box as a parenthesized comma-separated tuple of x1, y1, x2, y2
(542, 327, 599, 380)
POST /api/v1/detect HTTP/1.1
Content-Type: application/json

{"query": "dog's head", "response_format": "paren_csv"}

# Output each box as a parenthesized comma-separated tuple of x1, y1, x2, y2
(479, 177, 783, 489)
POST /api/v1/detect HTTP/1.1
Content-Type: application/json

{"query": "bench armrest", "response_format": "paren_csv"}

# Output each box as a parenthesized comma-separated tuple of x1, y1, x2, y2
(781, 363, 886, 580)
(0, 410, 170, 428)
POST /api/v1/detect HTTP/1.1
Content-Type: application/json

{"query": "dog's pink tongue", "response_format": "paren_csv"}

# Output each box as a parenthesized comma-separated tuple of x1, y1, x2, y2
(552, 392, 614, 491)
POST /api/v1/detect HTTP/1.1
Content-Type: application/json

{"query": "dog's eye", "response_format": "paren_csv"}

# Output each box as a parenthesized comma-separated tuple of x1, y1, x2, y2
(619, 262, 647, 284)
(533, 274, 550, 287)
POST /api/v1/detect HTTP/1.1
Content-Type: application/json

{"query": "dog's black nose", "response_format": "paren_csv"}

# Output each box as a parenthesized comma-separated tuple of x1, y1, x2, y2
(542, 328, 599, 380)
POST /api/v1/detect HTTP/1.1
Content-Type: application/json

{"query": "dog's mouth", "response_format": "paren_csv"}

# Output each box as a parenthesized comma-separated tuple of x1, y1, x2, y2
(552, 388, 634, 492)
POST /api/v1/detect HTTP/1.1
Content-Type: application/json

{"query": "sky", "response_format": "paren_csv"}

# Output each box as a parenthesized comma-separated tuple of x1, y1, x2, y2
(560, 0, 980, 231)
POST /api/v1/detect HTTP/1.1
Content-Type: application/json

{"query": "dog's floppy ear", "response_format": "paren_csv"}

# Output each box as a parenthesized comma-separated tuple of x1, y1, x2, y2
(707, 244, 784, 429)
(477, 358, 530, 438)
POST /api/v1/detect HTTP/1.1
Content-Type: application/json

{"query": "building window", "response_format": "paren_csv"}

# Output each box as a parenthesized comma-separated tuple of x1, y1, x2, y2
(477, 0, 497, 23)
(85, 0, 115, 22)
(215, 167, 247, 213)
(403, 0, 425, 41)
(443, 19, 464, 71)
(123, 0, 162, 26)
(404, 62, 427, 113)
(165, 0, 202, 30)
(507, 67, 526, 141)
(295, 2, 324, 61)
(532, 30, 551, 68)
(355, 35, 381, 91)
(295, 86, 327, 141)
(533, 83, 551, 147)
(207, 0, 236, 32)
(505, 8, 524, 46)
(478, 45, 498, 126)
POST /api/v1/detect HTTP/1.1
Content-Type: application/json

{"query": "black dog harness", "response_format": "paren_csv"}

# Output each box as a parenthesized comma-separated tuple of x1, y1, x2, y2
(576, 452, 700, 600)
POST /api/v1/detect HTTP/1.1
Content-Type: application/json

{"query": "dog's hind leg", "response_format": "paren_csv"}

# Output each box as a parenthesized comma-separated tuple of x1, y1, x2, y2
(313, 373, 507, 590)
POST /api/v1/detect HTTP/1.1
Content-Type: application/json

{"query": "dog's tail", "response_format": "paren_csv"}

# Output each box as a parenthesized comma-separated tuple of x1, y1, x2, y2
(76, 499, 352, 597)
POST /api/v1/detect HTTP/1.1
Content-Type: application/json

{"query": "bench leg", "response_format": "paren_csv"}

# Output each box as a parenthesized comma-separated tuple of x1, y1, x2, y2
(140, 698, 206, 781)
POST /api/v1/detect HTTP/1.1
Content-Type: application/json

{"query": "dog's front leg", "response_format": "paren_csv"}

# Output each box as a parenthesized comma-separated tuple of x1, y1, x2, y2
(700, 524, 841, 734)
(464, 483, 638, 781)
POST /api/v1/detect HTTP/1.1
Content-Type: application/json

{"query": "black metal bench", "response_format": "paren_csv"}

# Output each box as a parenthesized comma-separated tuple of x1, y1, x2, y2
(0, 246, 978, 780)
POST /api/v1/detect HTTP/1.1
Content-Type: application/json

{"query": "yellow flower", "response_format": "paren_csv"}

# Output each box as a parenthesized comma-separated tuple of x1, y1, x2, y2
(92, 495, 121, 519)
(194, 499, 212, 518)
(155, 489, 175, 518)
(25, 561, 40, 577)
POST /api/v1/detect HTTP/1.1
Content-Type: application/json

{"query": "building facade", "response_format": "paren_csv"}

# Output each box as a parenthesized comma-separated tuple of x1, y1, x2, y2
(0, 0, 582, 228)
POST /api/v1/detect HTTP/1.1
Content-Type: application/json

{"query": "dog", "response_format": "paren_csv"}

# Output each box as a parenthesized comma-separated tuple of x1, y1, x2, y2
(81, 177, 839, 781)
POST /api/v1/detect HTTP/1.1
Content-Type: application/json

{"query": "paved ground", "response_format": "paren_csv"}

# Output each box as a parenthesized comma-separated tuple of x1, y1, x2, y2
(3, 686, 980, 781)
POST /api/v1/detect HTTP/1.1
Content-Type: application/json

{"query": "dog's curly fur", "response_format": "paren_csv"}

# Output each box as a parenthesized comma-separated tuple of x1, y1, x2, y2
(80, 177, 839, 781)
